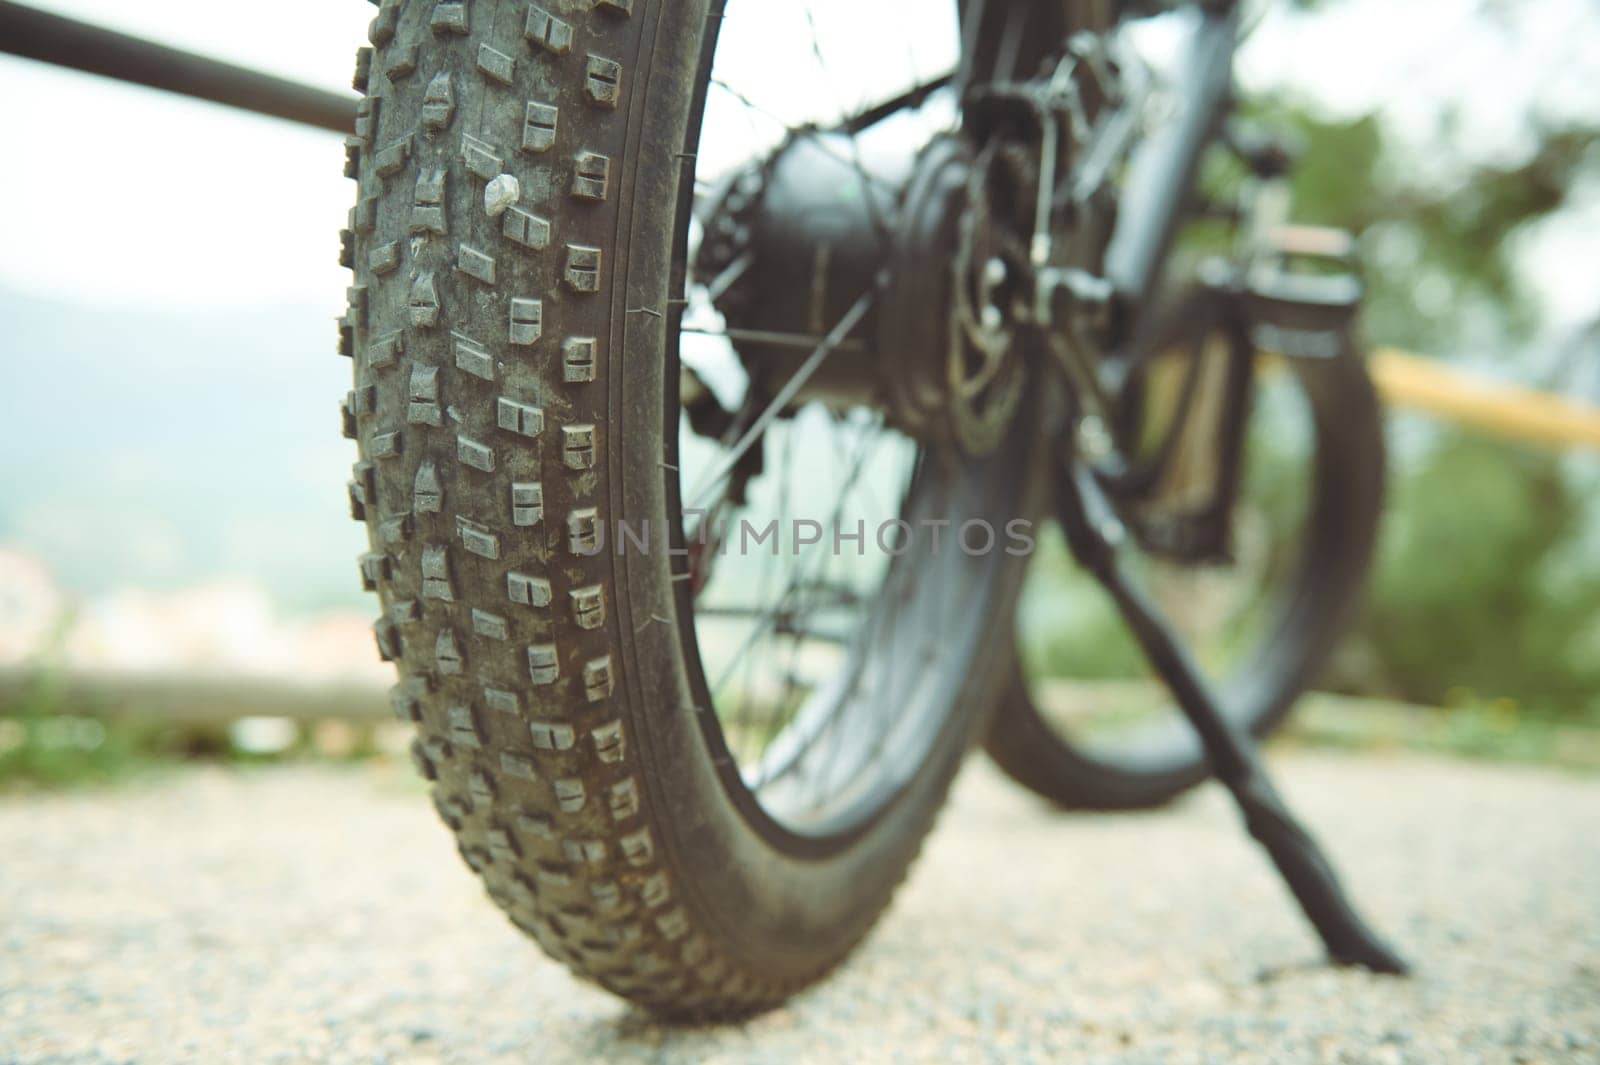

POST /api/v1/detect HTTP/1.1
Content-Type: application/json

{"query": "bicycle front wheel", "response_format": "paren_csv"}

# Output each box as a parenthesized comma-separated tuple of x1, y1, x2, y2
(340, 0, 1083, 1016)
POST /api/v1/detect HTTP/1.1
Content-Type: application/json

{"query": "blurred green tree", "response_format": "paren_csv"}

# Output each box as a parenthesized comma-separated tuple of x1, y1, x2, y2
(1246, 69, 1600, 720)
(1359, 433, 1600, 720)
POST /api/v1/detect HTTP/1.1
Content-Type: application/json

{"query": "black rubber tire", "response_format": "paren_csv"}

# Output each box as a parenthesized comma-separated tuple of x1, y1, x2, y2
(340, 0, 1044, 1017)
(984, 308, 1387, 811)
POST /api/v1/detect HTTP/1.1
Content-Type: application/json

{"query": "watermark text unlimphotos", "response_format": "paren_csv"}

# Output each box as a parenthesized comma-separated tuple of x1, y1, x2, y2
(574, 514, 1036, 558)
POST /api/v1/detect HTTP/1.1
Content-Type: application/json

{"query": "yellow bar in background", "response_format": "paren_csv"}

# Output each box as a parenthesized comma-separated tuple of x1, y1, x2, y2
(1368, 347, 1600, 451)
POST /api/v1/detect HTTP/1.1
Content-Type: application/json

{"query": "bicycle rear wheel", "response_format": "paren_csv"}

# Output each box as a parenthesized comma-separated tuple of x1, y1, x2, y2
(985, 288, 1385, 810)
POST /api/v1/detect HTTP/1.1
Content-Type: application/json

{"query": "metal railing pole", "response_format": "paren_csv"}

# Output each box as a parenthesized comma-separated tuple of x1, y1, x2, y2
(0, 1, 355, 133)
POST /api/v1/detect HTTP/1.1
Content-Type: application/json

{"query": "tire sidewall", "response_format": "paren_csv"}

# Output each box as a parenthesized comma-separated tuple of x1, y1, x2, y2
(605, 0, 1038, 983)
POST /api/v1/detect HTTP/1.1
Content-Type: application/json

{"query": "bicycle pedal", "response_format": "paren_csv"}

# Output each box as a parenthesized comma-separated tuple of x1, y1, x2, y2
(1262, 223, 1356, 264)
(1244, 225, 1363, 358)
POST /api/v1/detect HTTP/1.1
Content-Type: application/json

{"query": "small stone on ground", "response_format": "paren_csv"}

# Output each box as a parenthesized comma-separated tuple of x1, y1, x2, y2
(483, 174, 519, 218)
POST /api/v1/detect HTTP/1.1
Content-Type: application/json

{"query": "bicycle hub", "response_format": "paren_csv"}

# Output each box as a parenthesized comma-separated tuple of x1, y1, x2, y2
(694, 129, 1027, 454)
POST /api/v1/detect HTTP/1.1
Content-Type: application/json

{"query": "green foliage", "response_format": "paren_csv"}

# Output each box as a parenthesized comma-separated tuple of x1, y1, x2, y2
(1280, 693, 1600, 770)
(1243, 95, 1600, 354)
(0, 659, 389, 790)
(1234, 63, 1600, 729)
(1354, 430, 1600, 720)
(1017, 525, 1148, 681)
(0, 669, 156, 789)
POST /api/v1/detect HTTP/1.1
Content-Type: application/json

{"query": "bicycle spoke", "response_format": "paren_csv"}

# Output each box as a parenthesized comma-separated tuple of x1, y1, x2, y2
(838, 71, 954, 136)
(675, 0, 1007, 827)
(742, 426, 905, 792)
(702, 250, 753, 303)
(801, 8, 894, 239)
(681, 325, 868, 353)
(735, 422, 802, 745)
(709, 78, 901, 194)
(684, 284, 879, 513)
(708, 418, 890, 700)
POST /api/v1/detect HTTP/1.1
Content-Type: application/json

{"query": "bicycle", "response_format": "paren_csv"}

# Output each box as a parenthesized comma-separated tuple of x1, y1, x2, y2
(330, 0, 1402, 1016)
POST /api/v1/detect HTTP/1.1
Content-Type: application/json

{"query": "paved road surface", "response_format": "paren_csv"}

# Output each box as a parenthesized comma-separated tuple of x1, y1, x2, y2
(2, 752, 1596, 1064)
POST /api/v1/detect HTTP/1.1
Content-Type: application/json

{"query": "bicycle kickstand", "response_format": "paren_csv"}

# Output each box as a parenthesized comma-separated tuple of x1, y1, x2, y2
(1055, 460, 1408, 974)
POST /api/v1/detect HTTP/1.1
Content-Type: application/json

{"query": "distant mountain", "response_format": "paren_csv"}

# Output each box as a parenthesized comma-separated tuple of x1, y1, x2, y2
(0, 286, 369, 611)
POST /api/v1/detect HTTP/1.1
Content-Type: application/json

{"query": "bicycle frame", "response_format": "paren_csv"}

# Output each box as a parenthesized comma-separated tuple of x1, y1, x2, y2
(1104, 3, 1241, 324)
(3, 0, 1405, 976)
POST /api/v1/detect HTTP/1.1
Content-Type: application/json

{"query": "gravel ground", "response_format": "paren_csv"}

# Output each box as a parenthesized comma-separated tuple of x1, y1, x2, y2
(1, 751, 1596, 1064)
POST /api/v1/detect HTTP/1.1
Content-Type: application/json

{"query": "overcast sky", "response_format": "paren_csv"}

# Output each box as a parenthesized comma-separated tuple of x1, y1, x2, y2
(3, 0, 1600, 323)
(0, 0, 371, 313)
(1, 0, 1596, 321)
(0, 0, 1595, 607)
